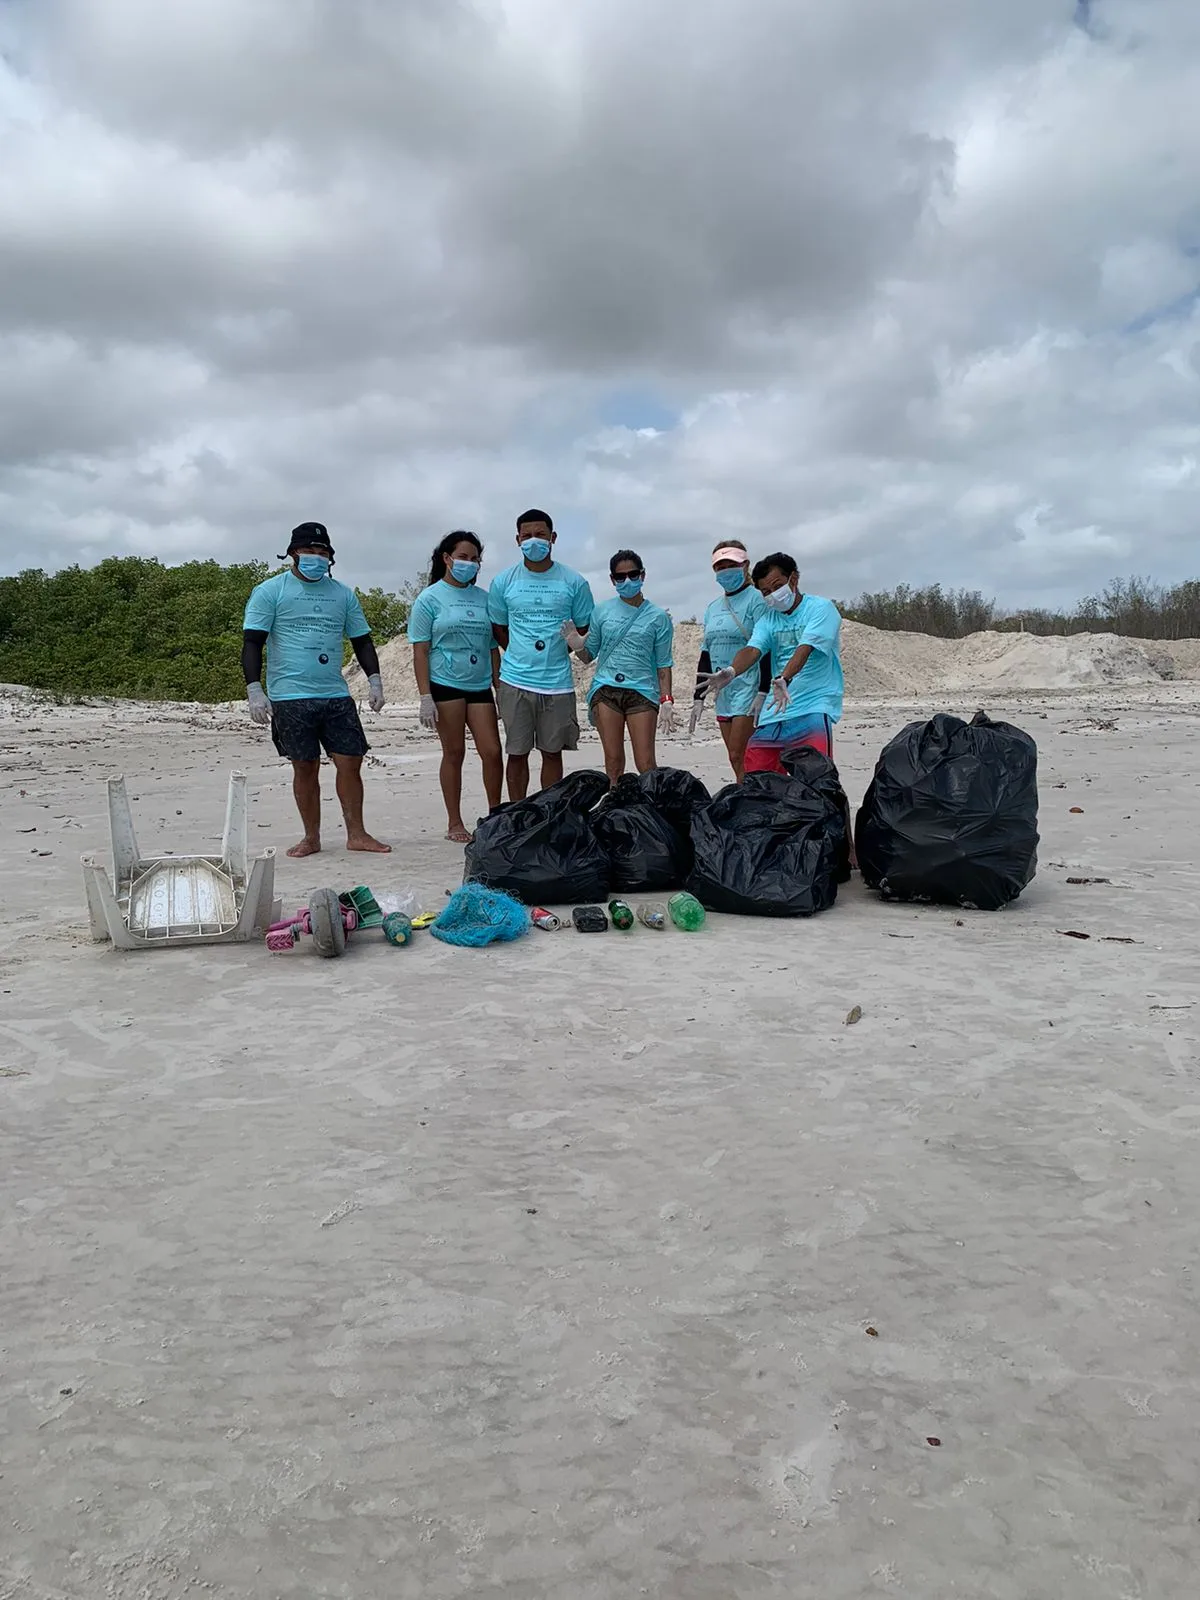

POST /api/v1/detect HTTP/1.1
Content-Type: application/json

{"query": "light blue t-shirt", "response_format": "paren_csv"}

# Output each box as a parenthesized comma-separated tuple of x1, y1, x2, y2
(243, 571, 370, 702)
(702, 583, 767, 717)
(487, 561, 595, 693)
(586, 598, 674, 708)
(747, 594, 844, 726)
(407, 580, 495, 693)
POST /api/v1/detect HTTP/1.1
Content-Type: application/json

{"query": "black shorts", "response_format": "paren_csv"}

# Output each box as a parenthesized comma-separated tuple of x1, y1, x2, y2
(271, 696, 370, 762)
(430, 681, 495, 706)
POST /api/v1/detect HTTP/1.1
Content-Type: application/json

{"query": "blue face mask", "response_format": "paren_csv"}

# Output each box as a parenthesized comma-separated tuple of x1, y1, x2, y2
(519, 537, 552, 563)
(614, 576, 644, 599)
(297, 554, 330, 580)
(715, 569, 745, 594)
(450, 559, 479, 583)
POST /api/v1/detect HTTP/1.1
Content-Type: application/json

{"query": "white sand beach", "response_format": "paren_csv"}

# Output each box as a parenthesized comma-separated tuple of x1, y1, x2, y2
(2, 650, 1198, 1598)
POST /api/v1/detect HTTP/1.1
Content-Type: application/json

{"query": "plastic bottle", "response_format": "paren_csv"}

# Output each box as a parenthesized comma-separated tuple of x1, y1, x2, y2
(608, 899, 635, 930)
(636, 903, 667, 930)
(382, 912, 413, 946)
(668, 891, 706, 931)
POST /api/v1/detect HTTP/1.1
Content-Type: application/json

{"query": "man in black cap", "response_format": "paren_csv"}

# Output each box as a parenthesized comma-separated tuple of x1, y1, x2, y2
(242, 523, 390, 857)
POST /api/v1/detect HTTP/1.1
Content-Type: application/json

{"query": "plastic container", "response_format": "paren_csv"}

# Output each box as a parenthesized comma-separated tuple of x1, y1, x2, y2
(668, 891, 706, 931)
(572, 905, 608, 932)
(608, 899, 635, 930)
(377, 888, 423, 920)
(636, 903, 666, 930)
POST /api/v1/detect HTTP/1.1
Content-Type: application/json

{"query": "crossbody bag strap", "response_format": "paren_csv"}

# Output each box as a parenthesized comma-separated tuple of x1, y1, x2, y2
(723, 593, 753, 642)
(595, 603, 652, 671)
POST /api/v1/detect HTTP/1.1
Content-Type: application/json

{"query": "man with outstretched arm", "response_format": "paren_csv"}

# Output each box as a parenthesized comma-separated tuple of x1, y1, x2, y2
(487, 508, 595, 801)
(242, 522, 391, 859)
(696, 551, 844, 775)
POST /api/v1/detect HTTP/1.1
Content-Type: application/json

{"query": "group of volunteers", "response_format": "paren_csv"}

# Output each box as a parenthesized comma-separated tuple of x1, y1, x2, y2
(241, 513, 844, 856)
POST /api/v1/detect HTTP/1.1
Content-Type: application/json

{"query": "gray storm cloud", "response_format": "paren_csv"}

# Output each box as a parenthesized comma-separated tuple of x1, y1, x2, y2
(1, 0, 1197, 613)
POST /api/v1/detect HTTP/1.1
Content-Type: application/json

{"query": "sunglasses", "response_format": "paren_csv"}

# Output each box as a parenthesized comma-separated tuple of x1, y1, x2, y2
(611, 570, 644, 581)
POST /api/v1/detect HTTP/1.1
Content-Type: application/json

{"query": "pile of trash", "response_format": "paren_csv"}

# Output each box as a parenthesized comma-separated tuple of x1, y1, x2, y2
(89, 714, 1042, 959)
(466, 759, 854, 918)
(465, 715, 1039, 917)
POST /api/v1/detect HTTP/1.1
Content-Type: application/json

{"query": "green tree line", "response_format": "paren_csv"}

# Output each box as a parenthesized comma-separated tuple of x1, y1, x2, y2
(839, 576, 1200, 640)
(0, 558, 414, 702)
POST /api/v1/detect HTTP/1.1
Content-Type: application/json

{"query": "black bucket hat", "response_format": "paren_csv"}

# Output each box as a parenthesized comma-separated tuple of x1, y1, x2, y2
(280, 522, 335, 559)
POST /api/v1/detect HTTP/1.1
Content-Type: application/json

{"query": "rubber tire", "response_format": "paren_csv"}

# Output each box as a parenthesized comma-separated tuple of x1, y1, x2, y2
(309, 888, 346, 958)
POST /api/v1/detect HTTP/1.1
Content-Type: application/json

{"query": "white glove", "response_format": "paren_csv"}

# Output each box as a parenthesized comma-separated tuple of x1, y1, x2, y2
(560, 620, 587, 654)
(688, 699, 705, 736)
(419, 693, 439, 730)
(695, 667, 735, 697)
(246, 682, 271, 727)
(367, 673, 385, 713)
(658, 699, 678, 736)
(751, 691, 767, 721)
(771, 676, 791, 713)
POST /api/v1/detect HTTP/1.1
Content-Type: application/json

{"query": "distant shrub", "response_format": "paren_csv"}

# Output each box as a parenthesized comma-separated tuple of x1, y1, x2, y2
(838, 576, 1200, 640)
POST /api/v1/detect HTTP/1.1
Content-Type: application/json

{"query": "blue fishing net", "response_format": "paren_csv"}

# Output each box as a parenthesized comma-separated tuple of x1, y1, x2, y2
(429, 884, 531, 948)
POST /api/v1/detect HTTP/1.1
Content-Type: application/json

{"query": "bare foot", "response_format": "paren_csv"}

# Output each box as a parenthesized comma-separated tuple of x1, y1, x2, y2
(446, 823, 473, 845)
(287, 836, 321, 859)
(347, 833, 392, 854)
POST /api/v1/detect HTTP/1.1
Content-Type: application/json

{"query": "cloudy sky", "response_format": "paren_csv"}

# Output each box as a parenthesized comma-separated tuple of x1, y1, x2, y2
(2, 0, 1197, 614)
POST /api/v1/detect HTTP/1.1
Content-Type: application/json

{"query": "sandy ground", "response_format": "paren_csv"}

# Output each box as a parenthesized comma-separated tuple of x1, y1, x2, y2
(2, 681, 1199, 1600)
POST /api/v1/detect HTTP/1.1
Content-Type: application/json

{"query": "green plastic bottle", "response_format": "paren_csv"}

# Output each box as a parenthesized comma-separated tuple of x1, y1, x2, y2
(667, 891, 706, 932)
(608, 899, 635, 930)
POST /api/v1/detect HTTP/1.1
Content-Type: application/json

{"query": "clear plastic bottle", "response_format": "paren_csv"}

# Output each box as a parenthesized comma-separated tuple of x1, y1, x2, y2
(636, 903, 667, 930)
(608, 899, 635, 930)
(667, 891, 706, 931)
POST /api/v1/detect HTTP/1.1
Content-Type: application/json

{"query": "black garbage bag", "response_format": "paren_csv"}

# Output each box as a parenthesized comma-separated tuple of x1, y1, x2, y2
(594, 767, 711, 893)
(464, 770, 610, 903)
(638, 767, 712, 835)
(781, 747, 853, 884)
(855, 711, 1039, 910)
(686, 752, 847, 916)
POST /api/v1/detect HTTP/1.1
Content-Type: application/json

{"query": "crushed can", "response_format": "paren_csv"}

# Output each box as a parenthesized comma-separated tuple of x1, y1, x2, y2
(531, 907, 563, 931)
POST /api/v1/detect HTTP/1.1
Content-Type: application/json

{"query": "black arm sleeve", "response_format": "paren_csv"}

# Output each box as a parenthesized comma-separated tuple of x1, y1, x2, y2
(349, 633, 380, 677)
(242, 630, 267, 685)
(758, 653, 772, 692)
(693, 649, 712, 700)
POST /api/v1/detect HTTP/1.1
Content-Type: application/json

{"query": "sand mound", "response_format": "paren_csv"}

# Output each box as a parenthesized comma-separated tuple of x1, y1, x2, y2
(939, 629, 1167, 691)
(348, 615, 1185, 704)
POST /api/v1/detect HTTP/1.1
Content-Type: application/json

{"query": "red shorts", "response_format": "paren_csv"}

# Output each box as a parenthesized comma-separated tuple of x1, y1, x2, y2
(743, 713, 833, 776)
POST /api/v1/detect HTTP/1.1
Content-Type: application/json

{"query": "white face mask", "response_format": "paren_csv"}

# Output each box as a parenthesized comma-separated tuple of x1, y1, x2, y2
(764, 584, 796, 612)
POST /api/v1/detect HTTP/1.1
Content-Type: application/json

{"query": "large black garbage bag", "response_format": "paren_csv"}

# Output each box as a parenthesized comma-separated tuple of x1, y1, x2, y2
(594, 767, 711, 893)
(464, 770, 610, 903)
(855, 711, 1039, 910)
(686, 753, 847, 916)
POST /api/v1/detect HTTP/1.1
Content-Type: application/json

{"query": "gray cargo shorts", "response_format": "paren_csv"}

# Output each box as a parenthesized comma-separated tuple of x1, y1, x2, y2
(496, 682, 580, 757)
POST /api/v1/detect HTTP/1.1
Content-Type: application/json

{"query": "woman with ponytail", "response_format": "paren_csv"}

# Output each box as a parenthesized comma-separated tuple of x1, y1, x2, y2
(408, 531, 503, 843)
